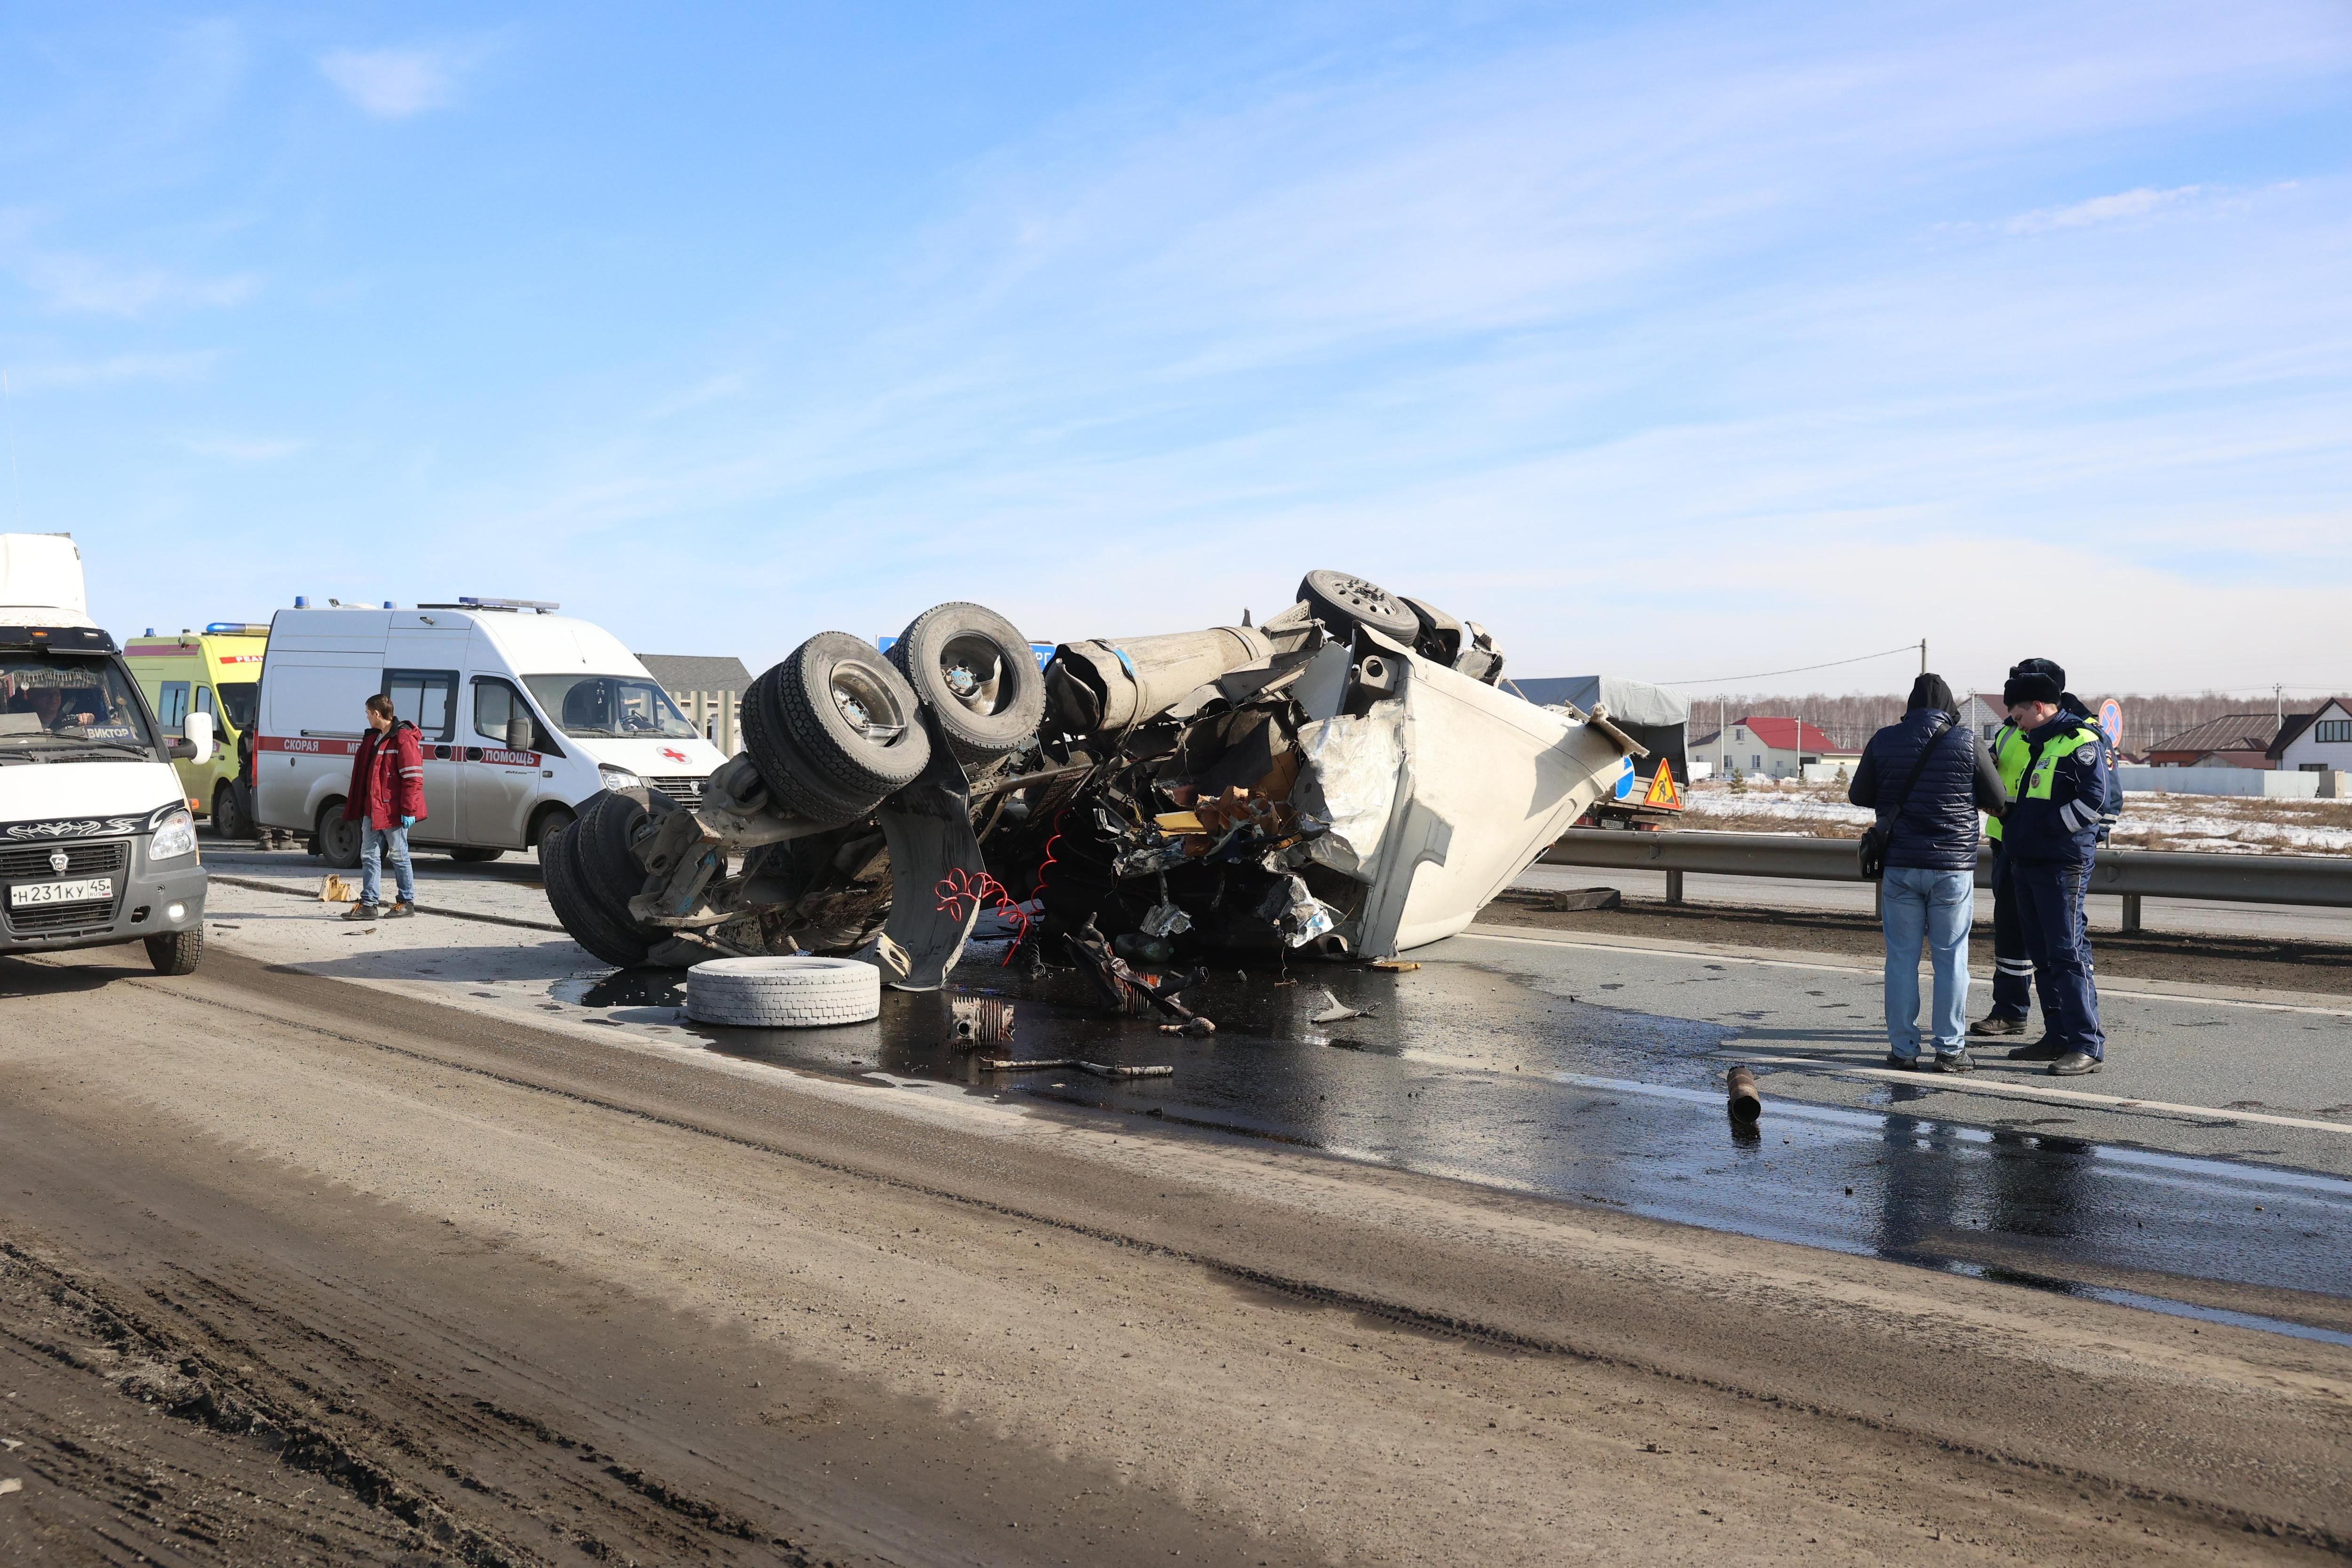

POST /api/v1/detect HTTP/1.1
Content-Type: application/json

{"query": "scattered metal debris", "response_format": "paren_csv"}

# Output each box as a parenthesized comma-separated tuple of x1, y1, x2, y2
(980, 1057, 1174, 1079)
(1727, 1064, 1762, 1126)
(947, 994, 1015, 1050)
(1307, 986, 1367, 1024)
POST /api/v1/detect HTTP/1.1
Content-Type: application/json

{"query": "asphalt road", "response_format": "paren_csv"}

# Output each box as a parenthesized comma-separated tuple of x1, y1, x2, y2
(4, 939, 2351, 1564)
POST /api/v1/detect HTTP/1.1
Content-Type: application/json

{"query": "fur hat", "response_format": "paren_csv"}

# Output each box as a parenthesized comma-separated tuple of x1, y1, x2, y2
(2003, 657, 2064, 708)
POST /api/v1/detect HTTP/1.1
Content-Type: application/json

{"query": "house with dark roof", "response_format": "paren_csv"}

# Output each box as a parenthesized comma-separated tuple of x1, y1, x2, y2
(2273, 698, 2352, 773)
(636, 653, 754, 696)
(2147, 711, 2297, 770)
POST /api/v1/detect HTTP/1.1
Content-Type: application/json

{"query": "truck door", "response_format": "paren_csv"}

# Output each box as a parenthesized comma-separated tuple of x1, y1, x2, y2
(459, 676, 542, 848)
(381, 667, 461, 841)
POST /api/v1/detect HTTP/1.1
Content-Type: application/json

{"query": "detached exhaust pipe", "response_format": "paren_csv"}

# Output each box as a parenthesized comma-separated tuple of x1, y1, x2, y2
(1726, 1064, 1762, 1126)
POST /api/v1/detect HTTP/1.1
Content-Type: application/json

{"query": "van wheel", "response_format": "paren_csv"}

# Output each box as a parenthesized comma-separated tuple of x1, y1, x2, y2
(210, 782, 250, 840)
(144, 928, 203, 975)
(530, 805, 576, 852)
(317, 803, 362, 868)
(451, 846, 505, 863)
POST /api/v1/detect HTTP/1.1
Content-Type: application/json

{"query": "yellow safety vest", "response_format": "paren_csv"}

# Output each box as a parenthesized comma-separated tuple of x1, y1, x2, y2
(1986, 722, 2030, 842)
(2023, 724, 2100, 798)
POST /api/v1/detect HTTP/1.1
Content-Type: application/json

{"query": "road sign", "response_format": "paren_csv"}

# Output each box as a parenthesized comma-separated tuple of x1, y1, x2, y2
(2099, 698, 2123, 748)
(1610, 755, 1637, 801)
(1643, 757, 1683, 809)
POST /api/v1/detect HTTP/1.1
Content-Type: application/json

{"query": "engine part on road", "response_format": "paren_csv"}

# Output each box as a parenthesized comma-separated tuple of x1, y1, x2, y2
(1727, 1064, 1763, 1125)
(887, 601, 1048, 764)
(685, 955, 881, 1027)
(948, 994, 1015, 1049)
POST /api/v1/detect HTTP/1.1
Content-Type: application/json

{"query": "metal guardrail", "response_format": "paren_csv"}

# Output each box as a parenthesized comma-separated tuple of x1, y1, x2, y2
(1539, 829, 2352, 931)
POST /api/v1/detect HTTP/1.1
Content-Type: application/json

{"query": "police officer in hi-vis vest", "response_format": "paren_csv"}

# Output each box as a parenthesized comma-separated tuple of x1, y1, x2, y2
(1993, 661, 2113, 1076)
(1972, 660, 2121, 1050)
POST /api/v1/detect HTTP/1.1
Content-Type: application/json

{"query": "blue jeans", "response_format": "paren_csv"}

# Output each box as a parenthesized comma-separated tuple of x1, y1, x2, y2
(1880, 865, 1974, 1058)
(361, 822, 414, 907)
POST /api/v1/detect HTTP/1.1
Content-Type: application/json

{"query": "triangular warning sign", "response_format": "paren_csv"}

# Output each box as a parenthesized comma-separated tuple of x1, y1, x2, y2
(1642, 756, 1683, 809)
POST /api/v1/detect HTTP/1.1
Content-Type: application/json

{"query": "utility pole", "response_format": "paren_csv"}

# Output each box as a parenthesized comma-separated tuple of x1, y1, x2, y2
(1920, 638, 1927, 677)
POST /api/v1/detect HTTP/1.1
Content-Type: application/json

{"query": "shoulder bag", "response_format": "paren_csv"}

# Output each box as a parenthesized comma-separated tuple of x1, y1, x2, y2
(1859, 713, 1953, 881)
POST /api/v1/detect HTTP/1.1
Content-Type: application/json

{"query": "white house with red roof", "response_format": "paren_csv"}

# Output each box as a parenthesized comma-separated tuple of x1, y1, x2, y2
(1711, 716, 1842, 781)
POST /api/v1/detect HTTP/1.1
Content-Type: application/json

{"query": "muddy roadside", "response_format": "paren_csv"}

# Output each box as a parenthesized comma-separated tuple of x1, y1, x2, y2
(3, 943, 2349, 1566)
(1478, 890, 2352, 995)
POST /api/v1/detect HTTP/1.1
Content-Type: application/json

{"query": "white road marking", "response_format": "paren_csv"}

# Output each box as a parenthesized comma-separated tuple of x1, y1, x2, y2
(1456, 926, 2352, 1019)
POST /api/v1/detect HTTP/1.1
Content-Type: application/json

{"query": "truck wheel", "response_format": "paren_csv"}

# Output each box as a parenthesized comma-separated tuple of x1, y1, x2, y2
(316, 802, 362, 868)
(209, 782, 250, 840)
(755, 634, 930, 804)
(886, 602, 1045, 764)
(686, 956, 880, 1027)
(144, 928, 203, 975)
(573, 790, 655, 896)
(1297, 570, 1422, 644)
(741, 667, 889, 826)
(450, 846, 505, 863)
(541, 820, 655, 968)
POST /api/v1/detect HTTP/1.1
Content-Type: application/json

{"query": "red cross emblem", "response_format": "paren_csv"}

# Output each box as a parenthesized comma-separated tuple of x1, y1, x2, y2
(660, 747, 688, 763)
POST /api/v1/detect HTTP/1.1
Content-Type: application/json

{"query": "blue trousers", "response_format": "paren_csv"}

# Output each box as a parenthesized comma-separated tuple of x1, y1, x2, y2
(1880, 866, 1974, 1058)
(2011, 858, 2103, 1058)
(361, 822, 415, 907)
(1988, 845, 2092, 1026)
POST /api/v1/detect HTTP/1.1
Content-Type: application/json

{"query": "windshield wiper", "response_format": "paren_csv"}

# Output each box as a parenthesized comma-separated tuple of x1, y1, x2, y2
(24, 742, 157, 761)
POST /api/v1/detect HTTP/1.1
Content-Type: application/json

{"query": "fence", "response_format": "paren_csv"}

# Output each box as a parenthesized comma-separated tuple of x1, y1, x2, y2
(1539, 829, 2352, 933)
(665, 689, 745, 756)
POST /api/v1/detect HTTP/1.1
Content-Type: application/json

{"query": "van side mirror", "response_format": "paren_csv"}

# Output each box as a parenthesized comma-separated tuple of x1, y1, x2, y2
(183, 710, 215, 765)
(508, 715, 534, 753)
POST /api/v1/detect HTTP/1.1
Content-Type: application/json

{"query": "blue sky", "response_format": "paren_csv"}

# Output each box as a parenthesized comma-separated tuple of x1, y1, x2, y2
(2, 2, 2347, 699)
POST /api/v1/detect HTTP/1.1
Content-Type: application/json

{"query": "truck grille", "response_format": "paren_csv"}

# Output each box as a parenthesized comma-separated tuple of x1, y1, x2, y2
(1, 838, 129, 938)
(645, 775, 705, 809)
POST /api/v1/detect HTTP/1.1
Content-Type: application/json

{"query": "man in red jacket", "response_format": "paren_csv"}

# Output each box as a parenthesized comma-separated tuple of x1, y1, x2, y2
(343, 693, 426, 921)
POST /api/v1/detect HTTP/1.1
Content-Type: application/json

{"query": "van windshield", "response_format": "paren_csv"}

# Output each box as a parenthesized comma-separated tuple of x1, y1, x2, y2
(524, 675, 699, 741)
(0, 655, 161, 763)
(216, 680, 258, 733)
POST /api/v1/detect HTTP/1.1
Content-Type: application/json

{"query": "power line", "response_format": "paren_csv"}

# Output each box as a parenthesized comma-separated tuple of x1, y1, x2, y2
(1662, 642, 1922, 688)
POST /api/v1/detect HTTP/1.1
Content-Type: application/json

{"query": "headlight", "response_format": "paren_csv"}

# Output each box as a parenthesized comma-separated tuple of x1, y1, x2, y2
(598, 765, 643, 793)
(151, 807, 198, 860)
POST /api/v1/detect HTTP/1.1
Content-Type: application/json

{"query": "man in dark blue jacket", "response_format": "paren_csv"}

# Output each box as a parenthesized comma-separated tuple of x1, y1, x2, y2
(1848, 674, 2008, 1071)
(1998, 665, 2112, 1075)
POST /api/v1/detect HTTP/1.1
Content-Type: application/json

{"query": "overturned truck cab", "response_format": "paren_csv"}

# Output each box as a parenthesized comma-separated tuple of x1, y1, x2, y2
(540, 572, 1643, 987)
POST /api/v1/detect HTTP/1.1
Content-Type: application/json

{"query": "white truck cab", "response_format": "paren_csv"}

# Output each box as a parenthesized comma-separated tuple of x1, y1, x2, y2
(254, 597, 728, 866)
(0, 533, 209, 973)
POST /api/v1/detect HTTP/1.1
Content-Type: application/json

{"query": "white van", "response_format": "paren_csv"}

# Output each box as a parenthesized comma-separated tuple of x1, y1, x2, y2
(254, 598, 728, 866)
(0, 533, 210, 973)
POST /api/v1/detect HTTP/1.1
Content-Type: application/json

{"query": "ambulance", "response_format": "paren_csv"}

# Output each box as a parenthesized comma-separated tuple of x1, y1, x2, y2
(0, 533, 209, 973)
(124, 623, 269, 837)
(253, 597, 728, 866)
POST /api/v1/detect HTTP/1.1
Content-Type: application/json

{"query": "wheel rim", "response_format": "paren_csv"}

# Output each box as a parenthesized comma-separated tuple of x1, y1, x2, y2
(829, 662, 909, 741)
(934, 633, 1007, 716)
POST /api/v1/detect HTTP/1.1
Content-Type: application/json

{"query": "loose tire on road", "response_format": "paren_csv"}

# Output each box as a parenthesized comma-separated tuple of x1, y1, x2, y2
(1297, 570, 1422, 645)
(886, 602, 1045, 765)
(541, 819, 656, 969)
(144, 928, 202, 975)
(686, 956, 880, 1027)
(750, 633, 930, 807)
(316, 802, 361, 869)
(450, 846, 505, 863)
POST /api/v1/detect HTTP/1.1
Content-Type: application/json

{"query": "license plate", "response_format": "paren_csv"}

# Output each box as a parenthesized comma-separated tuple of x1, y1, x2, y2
(9, 877, 114, 907)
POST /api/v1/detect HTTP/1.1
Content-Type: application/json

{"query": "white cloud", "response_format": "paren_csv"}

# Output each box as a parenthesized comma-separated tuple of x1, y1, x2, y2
(2005, 184, 2210, 233)
(12, 250, 256, 316)
(177, 434, 303, 462)
(5, 351, 219, 390)
(319, 46, 475, 119)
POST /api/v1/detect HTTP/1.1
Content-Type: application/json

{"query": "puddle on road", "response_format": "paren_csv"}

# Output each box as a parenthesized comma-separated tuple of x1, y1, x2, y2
(546, 950, 2352, 1333)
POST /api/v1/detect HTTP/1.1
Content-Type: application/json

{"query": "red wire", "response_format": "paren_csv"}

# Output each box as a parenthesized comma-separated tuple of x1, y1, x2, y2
(935, 867, 1032, 958)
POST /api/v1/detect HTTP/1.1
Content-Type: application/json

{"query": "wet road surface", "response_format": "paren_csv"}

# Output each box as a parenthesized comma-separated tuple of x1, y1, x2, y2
(560, 943, 2352, 1339)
